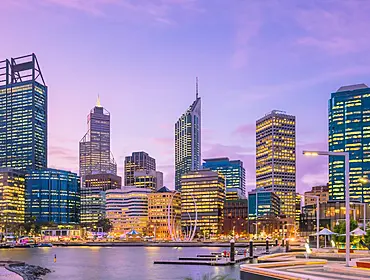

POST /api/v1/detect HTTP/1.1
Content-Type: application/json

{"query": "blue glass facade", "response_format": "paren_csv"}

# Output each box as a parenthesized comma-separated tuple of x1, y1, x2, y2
(203, 157, 246, 198)
(175, 91, 201, 190)
(329, 84, 370, 203)
(248, 188, 280, 219)
(26, 169, 80, 224)
(0, 55, 47, 171)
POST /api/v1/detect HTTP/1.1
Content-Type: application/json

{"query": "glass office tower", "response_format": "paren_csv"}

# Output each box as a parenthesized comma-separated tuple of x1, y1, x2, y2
(0, 54, 47, 170)
(203, 157, 246, 199)
(329, 84, 370, 202)
(256, 110, 296, 217)
(175, 78, 201, 190)
(79, 97, 117, 177)
(26, 169, 80, 224)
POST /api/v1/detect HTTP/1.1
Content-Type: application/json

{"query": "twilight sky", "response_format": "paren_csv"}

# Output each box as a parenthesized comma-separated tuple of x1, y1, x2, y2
(2, 0, 370, 193)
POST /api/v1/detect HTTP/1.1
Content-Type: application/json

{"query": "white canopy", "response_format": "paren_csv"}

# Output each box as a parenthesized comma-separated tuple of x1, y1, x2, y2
(315, 228, 337, 236)
(351, 227, 366, 236)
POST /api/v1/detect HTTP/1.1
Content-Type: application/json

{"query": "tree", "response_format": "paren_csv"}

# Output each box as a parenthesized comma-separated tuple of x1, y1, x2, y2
(96, 218, 113, 233)
(333, 219, 358, 243)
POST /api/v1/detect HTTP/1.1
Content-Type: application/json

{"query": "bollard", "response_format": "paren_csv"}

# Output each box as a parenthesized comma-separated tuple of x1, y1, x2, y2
(230, 238, 235, 264)
(266, 238, 269, 253)
(282, 238, 285, 247)
(275, 238, 278, 247)
(249, 239, 254, 258)
(286, 239, 290, 252)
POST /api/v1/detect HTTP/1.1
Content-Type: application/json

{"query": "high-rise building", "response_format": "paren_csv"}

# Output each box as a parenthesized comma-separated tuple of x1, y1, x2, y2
(133, 170, 158, 191)
(79, 97, 117, 177)
(155, 171, 164, 191)
(80, 173, 121, 224)
(26, 169, 80, 224)
(175, 78, 201, 190)
(124, 151, 156, 186)
(329, 84, 370, 203)
(256, 110, 296, 217)
(105, 187, 151, 235)
(295, 193, 302, 225)
(148, 187, 181, 240)
(181, 169, 225, 236)
(304, 185, 329, 206)
(0, 54, 47, 170)
(0, 168, 26, 228)
(203, 157, 246, 199)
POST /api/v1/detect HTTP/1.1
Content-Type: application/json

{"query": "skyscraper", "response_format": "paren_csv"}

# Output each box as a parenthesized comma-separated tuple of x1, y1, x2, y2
(79, 97, 117, 177)
(203, 157, 246, 199)
(0, 54, 47, 170)
(329, 84, 370, 203)
(124, 151, 156, 186)
(175, 78, 201, 190)
(256, 110, 296, 217)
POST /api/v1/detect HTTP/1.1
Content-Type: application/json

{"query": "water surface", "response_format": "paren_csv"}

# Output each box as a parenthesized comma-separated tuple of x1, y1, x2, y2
(0, 246, 242, 280)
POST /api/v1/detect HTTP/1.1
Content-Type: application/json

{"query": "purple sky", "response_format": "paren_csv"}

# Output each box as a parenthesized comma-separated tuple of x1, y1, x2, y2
(2, 0, 370, 193)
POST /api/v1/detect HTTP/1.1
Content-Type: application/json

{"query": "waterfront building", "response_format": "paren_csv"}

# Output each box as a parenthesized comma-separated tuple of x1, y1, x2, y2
(203, 157, 246, 199)
(175, 78, 201, 190)
(329, 84, 370, 203)
(105, 187, 151, 235)
(0, 54, 47, 170)
(0, 168, 26, 229)
(124, 151, 156, 186)
(248, 188, 280, 220)
(223, 199, 248, 236)
(26, 169, 80, 224)
(41, 225, 83, 241)
(148, 187, 181, 240)
(304, 185, 329, 206)
(256, 110, 296, 217)
(299, 201, 370, 237)
(180, 169, 225, 236)
(79, 97, 117, 177)
(80, 173, 121, 224)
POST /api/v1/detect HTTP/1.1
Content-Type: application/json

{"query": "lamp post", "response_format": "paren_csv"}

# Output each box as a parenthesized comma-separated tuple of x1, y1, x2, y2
(303, 150, 350, 267)
(304, 194, 319, 249)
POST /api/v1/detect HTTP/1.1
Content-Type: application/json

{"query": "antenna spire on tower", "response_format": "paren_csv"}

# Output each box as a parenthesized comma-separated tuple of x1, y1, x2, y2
(96, 94, 102, 107)
(196, 77, 199, 99)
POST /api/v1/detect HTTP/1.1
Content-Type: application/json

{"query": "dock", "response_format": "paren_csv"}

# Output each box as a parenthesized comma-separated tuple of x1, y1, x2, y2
(154, 255, 251, 266)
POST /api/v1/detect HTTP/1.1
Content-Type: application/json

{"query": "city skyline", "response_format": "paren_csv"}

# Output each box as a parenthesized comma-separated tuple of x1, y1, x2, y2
(3, 1, 370, 193)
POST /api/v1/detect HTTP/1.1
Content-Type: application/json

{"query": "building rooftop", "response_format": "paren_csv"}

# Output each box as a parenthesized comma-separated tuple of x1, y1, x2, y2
(157, 186, 171, 193)
(337, 83, 369, 92)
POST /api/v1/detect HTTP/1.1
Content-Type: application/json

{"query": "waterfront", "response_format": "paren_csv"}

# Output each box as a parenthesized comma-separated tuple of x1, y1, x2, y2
(0, 247, 241, 280)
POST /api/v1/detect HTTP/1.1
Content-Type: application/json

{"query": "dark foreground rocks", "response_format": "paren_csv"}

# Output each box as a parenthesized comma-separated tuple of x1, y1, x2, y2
(10, 264, 51, 280)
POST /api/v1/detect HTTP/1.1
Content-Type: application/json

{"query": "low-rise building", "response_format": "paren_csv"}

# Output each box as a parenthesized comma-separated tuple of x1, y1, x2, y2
(304, 185, 329, 206)
(223, 199, 248, 236)
(105, 187, 151, 235)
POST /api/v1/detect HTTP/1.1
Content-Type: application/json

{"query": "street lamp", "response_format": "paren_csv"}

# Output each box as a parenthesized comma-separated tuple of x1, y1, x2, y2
(304, 194, 320, 250)
(303, 150, 350, 267)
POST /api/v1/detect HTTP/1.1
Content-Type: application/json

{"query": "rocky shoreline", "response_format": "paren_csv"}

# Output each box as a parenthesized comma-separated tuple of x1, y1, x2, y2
(8, 264, 51, 280)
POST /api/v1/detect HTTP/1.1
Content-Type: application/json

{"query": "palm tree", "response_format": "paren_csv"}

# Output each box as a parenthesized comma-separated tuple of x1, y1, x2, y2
(184, 274, 235, 280)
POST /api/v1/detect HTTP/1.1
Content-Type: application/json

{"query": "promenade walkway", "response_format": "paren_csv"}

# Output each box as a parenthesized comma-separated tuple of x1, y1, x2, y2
(0, 267, 22, 280)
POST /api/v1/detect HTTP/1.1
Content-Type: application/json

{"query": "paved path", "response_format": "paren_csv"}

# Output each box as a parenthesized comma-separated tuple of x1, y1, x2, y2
(0, 267, 22, 279)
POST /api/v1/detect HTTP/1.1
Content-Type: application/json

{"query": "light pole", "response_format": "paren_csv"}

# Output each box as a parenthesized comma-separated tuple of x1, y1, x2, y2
(252, 222, 260, 239)
(304, 194, 320, 249)
(303, 150, 350, 267)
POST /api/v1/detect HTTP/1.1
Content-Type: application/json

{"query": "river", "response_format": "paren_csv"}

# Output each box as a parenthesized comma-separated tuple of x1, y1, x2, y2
(0, 246, 242, 279)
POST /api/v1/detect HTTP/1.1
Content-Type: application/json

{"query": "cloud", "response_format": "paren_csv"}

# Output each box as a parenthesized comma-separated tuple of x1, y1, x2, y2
(48, 145, 78, 173)
(233, 123, 255, 138)
(295, 1, 370, 54)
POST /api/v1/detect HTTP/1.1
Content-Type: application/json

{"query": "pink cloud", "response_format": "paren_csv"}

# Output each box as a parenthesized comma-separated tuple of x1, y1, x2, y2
(233, 123, 255, 138)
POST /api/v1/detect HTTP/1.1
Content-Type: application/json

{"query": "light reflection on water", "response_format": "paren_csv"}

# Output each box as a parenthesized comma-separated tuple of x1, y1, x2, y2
(0, 246, 241, 280)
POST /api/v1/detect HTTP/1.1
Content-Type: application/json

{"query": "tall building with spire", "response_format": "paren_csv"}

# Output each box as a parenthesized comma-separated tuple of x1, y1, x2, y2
(0, 54, 47, 170)
(175, 78, 201, 190)
(79, 96, 117, 177)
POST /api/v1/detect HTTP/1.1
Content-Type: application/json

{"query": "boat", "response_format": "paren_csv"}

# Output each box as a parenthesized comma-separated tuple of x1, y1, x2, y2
(37, 243, 53, 247)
